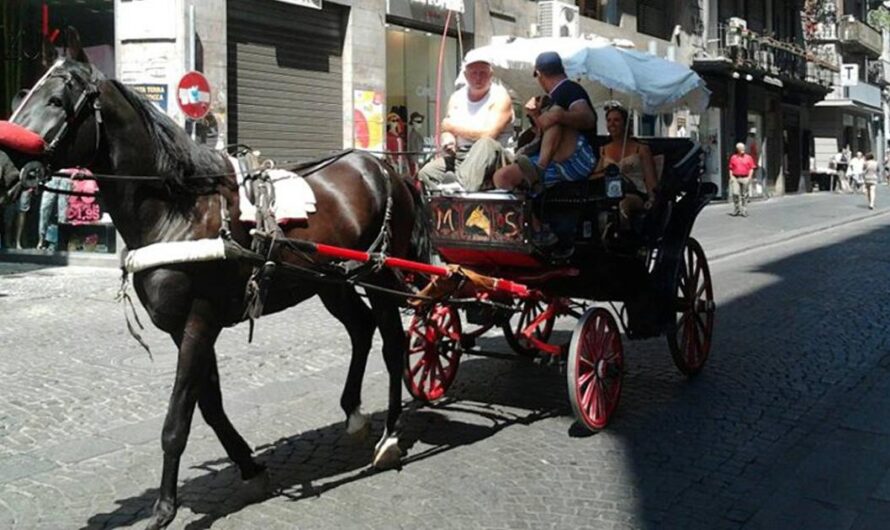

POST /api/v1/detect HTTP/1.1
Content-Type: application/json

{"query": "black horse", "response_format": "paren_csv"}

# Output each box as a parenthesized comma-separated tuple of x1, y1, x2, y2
(0, 44, 428, 529)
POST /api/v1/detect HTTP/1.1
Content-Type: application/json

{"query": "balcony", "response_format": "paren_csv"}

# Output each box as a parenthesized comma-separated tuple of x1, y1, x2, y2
(696, 23, 838, 92)
(838, 17, 882, 58)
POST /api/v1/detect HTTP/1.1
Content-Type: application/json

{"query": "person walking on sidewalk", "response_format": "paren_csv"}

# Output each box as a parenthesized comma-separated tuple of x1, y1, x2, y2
(849, 151, 865, 193)
(863, 153, 879, 210)
(728, 142, 756, 217)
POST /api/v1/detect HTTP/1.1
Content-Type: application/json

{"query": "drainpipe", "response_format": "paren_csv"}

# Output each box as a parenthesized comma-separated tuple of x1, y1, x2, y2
(884, 29, 890, 179)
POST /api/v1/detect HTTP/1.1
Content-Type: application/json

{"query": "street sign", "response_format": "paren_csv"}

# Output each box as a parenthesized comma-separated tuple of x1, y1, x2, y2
(841, 63, 859, 87)
(176, 71, 211, 120)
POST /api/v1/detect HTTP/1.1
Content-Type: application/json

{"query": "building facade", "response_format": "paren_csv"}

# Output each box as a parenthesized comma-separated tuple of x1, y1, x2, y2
(693, 0, 836, 197)
(806, 0, 889, 179)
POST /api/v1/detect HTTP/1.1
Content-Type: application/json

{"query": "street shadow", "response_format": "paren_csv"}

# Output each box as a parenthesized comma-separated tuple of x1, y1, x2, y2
(83, 358, 562, 529)
(608, 223, 890, 528)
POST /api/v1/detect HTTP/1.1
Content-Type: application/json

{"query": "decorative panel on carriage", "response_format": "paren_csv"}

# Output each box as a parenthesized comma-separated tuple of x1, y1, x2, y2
(428, 191, 542, 268)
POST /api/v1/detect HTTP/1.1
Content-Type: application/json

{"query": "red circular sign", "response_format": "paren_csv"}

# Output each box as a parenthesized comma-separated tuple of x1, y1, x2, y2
(177, 71, 211, 120)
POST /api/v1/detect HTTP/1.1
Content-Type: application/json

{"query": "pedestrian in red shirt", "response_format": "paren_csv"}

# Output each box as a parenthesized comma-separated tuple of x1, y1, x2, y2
(728, 142, 756, 217)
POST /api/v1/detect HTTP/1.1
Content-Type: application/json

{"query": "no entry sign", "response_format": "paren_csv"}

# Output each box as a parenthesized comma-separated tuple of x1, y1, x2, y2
(177, 71, 211, 120)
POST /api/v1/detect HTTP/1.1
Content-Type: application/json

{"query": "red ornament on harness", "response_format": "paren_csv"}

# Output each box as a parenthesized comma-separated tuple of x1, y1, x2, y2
(0, 121, 46, 155)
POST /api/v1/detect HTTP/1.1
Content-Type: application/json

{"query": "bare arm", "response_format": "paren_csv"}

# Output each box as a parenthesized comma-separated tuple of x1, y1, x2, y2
(442, 88, 513, 141)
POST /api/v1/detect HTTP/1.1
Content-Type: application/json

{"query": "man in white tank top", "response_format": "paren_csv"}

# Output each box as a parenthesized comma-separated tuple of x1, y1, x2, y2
(417, 57, 515, 192)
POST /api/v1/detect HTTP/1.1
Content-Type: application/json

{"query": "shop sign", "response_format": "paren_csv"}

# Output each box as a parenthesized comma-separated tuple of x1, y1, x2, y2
(274, 0, 322, 9)
(410, 0, 464, 13)
(128, 84, 168, 113)
(387, 0, 475, 33)
(841, 64, 859, 87)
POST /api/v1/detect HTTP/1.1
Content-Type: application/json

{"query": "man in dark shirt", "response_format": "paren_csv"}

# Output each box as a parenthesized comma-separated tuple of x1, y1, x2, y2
(493, 51, 598, 191)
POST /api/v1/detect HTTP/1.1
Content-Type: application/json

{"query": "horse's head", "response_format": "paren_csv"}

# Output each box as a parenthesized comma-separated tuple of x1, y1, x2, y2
(0, 28, 105, 202)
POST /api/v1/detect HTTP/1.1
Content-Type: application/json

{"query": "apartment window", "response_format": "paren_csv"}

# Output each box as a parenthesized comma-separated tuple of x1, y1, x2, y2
(576, 0, 600, 20)
(638, 0, 669, 40)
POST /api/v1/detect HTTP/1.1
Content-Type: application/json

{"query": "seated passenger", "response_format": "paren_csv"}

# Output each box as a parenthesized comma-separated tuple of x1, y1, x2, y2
(416, 57, 515, 192)
(492, 51, 598, 193)
(592, 103, 658, 223)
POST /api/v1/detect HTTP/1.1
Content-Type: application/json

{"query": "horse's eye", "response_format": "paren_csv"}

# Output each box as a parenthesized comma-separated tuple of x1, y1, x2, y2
(48, 97, 64, 108)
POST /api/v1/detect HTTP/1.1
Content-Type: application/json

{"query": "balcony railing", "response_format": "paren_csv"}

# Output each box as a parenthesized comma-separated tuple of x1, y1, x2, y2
(701, 23, 838, 87)
(838, 17, 882, 57)
(845, 82, 882, 108)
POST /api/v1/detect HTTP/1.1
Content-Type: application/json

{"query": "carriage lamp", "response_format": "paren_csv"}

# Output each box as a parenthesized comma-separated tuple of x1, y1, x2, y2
(604, 163, 624, 199)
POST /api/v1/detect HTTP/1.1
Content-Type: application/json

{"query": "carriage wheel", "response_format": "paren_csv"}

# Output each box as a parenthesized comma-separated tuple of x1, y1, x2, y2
(567, 308, 624, 431)
(667, 237, 715, 376)
(502, 299, 559, 358)
(404, 304, 463, 402)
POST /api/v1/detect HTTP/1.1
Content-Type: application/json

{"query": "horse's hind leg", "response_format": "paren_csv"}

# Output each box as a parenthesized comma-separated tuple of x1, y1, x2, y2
(147, 300, 219, 530)
(366, 290, 406, 469)
(318, 285, 375, 437)
(198, 349, 266, 480)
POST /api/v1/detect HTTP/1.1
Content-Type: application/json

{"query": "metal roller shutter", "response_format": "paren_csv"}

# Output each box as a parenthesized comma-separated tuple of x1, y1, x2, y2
(227, 0, 346, 162)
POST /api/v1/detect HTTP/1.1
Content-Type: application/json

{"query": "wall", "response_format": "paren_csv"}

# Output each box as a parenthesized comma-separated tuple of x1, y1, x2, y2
(115, 0, 187, 123)
(341, 0, 386, 147)
(192, 0, 227, 148)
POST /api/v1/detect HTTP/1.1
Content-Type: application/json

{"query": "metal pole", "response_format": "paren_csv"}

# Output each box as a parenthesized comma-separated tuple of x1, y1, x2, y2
(884, 29, 890, 182)
(188, 3, 196, 140)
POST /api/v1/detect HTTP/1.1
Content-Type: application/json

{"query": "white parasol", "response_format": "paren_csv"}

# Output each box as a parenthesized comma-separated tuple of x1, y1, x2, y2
(464, 37, 710, 114)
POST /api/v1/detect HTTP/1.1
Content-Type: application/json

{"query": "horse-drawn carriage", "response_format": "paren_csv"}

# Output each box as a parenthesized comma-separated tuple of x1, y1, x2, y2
(403, 137, 716, 430)
(0, 31, 717, 527)
(399, 37, 718, 430)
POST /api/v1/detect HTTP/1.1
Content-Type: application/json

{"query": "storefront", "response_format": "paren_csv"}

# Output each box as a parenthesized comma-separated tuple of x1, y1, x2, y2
(384, 0, 474, 175)
(227, 0, 348, 163)
(1, 0, 116, 255)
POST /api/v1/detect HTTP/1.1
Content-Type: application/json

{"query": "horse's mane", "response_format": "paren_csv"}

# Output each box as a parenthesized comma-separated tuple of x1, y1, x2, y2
(107, 79, 228, 196)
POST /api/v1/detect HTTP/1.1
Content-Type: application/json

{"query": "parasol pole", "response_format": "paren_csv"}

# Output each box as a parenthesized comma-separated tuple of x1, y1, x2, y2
(434, 9, 453, 151)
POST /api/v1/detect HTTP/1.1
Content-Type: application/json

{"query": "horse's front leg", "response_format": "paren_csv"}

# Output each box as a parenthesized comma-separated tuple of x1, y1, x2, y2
(198, 349, 267, 480)
(146, 299, 219, 530)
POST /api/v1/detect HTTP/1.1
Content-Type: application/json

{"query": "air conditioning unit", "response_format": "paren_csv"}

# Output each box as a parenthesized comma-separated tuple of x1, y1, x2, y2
(538, 1, 580, 38)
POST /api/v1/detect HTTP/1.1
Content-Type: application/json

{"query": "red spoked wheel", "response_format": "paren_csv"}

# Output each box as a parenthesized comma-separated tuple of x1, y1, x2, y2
(567, 308, 624, 431)
(403, 304, 463, 402)
(667, 237, 715, 376)
(502, 298, 561, 358)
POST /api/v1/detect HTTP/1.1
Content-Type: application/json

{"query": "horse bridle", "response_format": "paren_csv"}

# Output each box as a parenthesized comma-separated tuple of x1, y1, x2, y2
(10, 60, 105, 189)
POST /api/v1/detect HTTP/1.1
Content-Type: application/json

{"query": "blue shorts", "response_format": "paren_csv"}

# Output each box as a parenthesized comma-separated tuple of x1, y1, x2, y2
(529, 136, 596, 186)
(18, 188, 33, 212)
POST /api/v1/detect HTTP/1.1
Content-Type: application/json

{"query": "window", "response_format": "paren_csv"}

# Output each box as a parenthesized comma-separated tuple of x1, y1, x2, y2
(576, 0, 600, 20)
(385, 26, 460, 175)
(638, 0, 669, 40)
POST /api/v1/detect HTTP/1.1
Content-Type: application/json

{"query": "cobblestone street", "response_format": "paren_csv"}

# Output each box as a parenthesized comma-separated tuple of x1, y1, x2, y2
(2, 193, 890, 529)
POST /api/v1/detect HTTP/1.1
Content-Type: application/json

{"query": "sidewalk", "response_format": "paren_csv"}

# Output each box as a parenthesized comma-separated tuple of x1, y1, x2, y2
(693, 190, 890, 260)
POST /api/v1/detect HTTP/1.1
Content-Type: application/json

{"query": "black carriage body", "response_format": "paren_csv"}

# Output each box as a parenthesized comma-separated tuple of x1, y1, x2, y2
(426, 139, 715, 332)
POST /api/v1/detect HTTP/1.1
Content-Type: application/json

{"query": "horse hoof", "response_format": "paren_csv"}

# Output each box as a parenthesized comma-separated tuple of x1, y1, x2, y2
(372, 436, 402, 470)
(243, 466, 272, 499)
(241, 461, 267, 481)
(145, 499, 176, 530)
(346, 410, 370, 440)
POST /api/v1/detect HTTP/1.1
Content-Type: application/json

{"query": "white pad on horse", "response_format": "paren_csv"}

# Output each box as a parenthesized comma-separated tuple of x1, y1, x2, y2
(231, 159, 317, 225)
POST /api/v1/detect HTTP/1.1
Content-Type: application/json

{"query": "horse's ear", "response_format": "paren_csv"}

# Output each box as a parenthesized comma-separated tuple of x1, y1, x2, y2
(40, 37, 58, 69)
(64, 27, 90, 64)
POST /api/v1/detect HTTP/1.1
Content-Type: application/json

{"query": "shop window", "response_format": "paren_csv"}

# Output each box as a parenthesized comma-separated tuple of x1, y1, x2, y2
(640, 114, 657, 137)
(385, 26, 460, 176)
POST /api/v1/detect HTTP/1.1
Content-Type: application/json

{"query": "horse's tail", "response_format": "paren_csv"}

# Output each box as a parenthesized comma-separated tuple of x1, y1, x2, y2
(405, 177, 433, 264)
